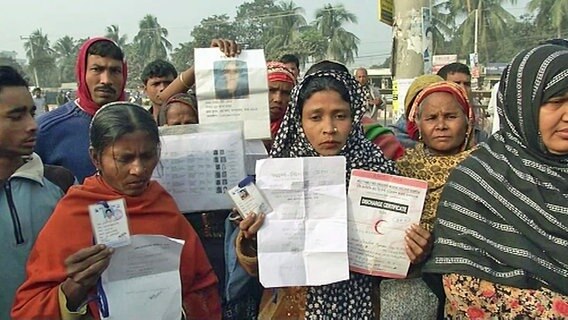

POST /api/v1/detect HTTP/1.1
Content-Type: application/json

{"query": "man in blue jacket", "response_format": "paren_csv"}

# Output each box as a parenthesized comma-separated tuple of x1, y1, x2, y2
(35, 37, 127, 182)
(0, 66, 74, 320)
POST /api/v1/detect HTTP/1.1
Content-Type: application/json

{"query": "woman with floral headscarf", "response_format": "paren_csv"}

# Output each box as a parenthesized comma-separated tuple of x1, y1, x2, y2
(423, 44, 568, 319)
(235, 68, 432, 319)
(379, 81, 476, 319)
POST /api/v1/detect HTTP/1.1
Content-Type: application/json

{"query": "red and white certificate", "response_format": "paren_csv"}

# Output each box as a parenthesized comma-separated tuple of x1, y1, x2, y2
(347, 169, 428, 278)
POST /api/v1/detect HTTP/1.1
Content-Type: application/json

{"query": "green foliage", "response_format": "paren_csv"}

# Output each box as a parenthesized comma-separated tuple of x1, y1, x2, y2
(134, 14, 172, 66)
(24, 29, 59, 87)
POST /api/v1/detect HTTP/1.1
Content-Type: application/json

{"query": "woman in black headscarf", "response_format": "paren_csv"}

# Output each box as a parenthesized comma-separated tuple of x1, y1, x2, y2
(424, 44, 568, 318)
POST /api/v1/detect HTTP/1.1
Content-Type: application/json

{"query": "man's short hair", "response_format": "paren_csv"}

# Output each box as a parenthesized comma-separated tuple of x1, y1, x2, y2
(280, 54, 300, 69)
(0, 66, 29, 94)
(141, 59, 178, 85)
(437, 62, 471, 79)
(87, 40, 124, 61)
(355, 67, 368, 75)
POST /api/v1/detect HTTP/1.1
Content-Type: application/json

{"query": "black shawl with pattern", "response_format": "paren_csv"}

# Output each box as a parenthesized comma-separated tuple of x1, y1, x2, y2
(423, 44, 568, 295)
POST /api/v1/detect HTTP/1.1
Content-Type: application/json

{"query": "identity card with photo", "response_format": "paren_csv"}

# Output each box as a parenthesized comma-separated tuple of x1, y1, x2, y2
(228, 176, 272, 219)
(88, 198, 131, 248)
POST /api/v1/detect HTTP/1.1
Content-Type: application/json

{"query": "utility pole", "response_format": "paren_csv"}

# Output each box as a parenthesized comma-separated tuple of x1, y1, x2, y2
(392, 0, 429, 79)
(20, 35, 40, 88)
(391, 0, 430, 118)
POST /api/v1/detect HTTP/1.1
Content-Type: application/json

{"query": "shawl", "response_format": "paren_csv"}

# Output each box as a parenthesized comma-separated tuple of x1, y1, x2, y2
(404, 75, 444, 139)
(75, 37, 128, 116)
(11, 176, 221, 319)
(158, 92, 198, 126)
(423, 44, 568, 295)
(267, 61, 297, 137)
(407, 81, 475, 145)
(396, 143, 474, 232)
(270, 70, 397, 319)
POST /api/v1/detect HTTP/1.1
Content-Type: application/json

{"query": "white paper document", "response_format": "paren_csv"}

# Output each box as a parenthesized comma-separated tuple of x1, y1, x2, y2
(100, 235, 185, 320)
(194, 48, 270, 140)
(347, 170, 428, 278)
(153, 123, 246, 212)
(255, 156, 349, 287)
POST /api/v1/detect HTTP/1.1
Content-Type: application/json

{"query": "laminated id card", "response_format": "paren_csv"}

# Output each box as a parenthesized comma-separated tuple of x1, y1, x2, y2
(228, 176, 272, 219)
(88, 199, 131, 248)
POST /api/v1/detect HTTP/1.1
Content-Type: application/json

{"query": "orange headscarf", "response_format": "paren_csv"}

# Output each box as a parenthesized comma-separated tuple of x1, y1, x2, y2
(406, 81, 475, 148)
(12, 176, 221, 319)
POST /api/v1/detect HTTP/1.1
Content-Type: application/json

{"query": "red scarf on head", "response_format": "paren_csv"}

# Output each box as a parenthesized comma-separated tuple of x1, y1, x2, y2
(406, 81, 475, 141)
(75, 37, 128, 116)
(267, 61, 296, 137)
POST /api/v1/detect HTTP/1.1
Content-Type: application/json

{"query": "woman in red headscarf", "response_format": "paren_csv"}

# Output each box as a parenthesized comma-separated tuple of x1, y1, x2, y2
(381, 81, 477, 319)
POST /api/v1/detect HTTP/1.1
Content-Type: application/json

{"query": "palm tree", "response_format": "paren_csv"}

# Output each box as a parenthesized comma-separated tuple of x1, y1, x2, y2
(105, 24, 128, 47)
(171, 41, 195, 72)
(314, 4, 360, 64)
(266, 1, 307, 54)
(528, 0, 568, 38)
(53, 36, 77, 83)
(134, 14, 172, 64)
(24, 29, 56, 87)
(443, 0, 517, 63)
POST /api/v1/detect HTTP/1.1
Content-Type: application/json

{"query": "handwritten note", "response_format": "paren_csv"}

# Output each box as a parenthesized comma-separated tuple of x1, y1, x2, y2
(100, 235, 185, 320)
(255, 156, 349, 287)
(347, 170, 427, 278)
(194, 48, 270, 140)
(153, 123, 246, 212)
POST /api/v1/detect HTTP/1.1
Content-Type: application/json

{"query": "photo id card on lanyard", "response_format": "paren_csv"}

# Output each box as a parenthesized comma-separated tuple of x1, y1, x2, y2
(88, 198, 131, 248)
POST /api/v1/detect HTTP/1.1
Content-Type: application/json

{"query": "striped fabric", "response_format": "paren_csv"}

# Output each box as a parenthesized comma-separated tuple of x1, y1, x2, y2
(423, 44, 568, 295)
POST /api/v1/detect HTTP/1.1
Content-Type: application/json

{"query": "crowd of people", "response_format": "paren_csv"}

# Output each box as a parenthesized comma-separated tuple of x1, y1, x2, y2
(0, 35, 566, 320)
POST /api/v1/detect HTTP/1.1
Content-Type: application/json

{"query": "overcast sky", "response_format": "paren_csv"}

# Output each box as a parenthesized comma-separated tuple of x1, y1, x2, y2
(1, 0, 529, 67)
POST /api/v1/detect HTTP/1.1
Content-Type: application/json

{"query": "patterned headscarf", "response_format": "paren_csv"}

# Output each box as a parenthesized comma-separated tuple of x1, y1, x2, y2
(407, 81, 476, 150)
(267, 61, 296, 137)
(270, 70, 397, 319)
(157, 93, 198, 126)
(270, 70, 396, 179)
(403, 75, 444, 141)
(424, 44, 568, 295)
(267, 61, 296, 85)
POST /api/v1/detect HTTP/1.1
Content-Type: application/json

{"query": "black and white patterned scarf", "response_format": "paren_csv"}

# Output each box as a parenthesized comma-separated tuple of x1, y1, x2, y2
(270, 70, 397, 319)
(423, 44, 568, 294)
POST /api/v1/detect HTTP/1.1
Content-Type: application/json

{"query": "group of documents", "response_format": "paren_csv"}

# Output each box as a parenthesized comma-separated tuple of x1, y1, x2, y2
(89, 49, 429, 319)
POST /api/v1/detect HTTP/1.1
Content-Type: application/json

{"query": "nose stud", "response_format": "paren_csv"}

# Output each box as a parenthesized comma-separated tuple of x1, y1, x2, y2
(333, 127, 338, 133)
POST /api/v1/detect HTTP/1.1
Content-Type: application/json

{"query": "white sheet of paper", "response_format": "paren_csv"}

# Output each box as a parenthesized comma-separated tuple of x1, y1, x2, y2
(347, 170, 427, 278)
(100, 235, 185, 320)
(255, 156, 349, 287)
(153, 123, 246, 212)
(194, 48, 270, 140)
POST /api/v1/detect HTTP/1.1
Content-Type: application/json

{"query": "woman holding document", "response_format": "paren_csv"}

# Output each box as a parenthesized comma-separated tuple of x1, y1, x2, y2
(380, 81, 476, 319)
(12, 103, 221, 319)
(236, 68, 431, 319)
(424, 44, 568, 319)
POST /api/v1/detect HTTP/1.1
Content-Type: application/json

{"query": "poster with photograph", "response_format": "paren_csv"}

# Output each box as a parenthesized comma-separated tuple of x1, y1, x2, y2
(194, 48, 270, 140)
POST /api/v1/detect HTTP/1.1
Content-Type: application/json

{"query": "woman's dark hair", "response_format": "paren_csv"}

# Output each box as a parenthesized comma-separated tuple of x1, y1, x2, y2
(297, 76, 351, 112)
(305, 60, 349, 75)
(90, 102, 159, 157)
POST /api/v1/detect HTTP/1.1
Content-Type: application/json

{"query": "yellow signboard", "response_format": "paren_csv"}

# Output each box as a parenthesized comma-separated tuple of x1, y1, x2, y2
(378, 0, 394, 26)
